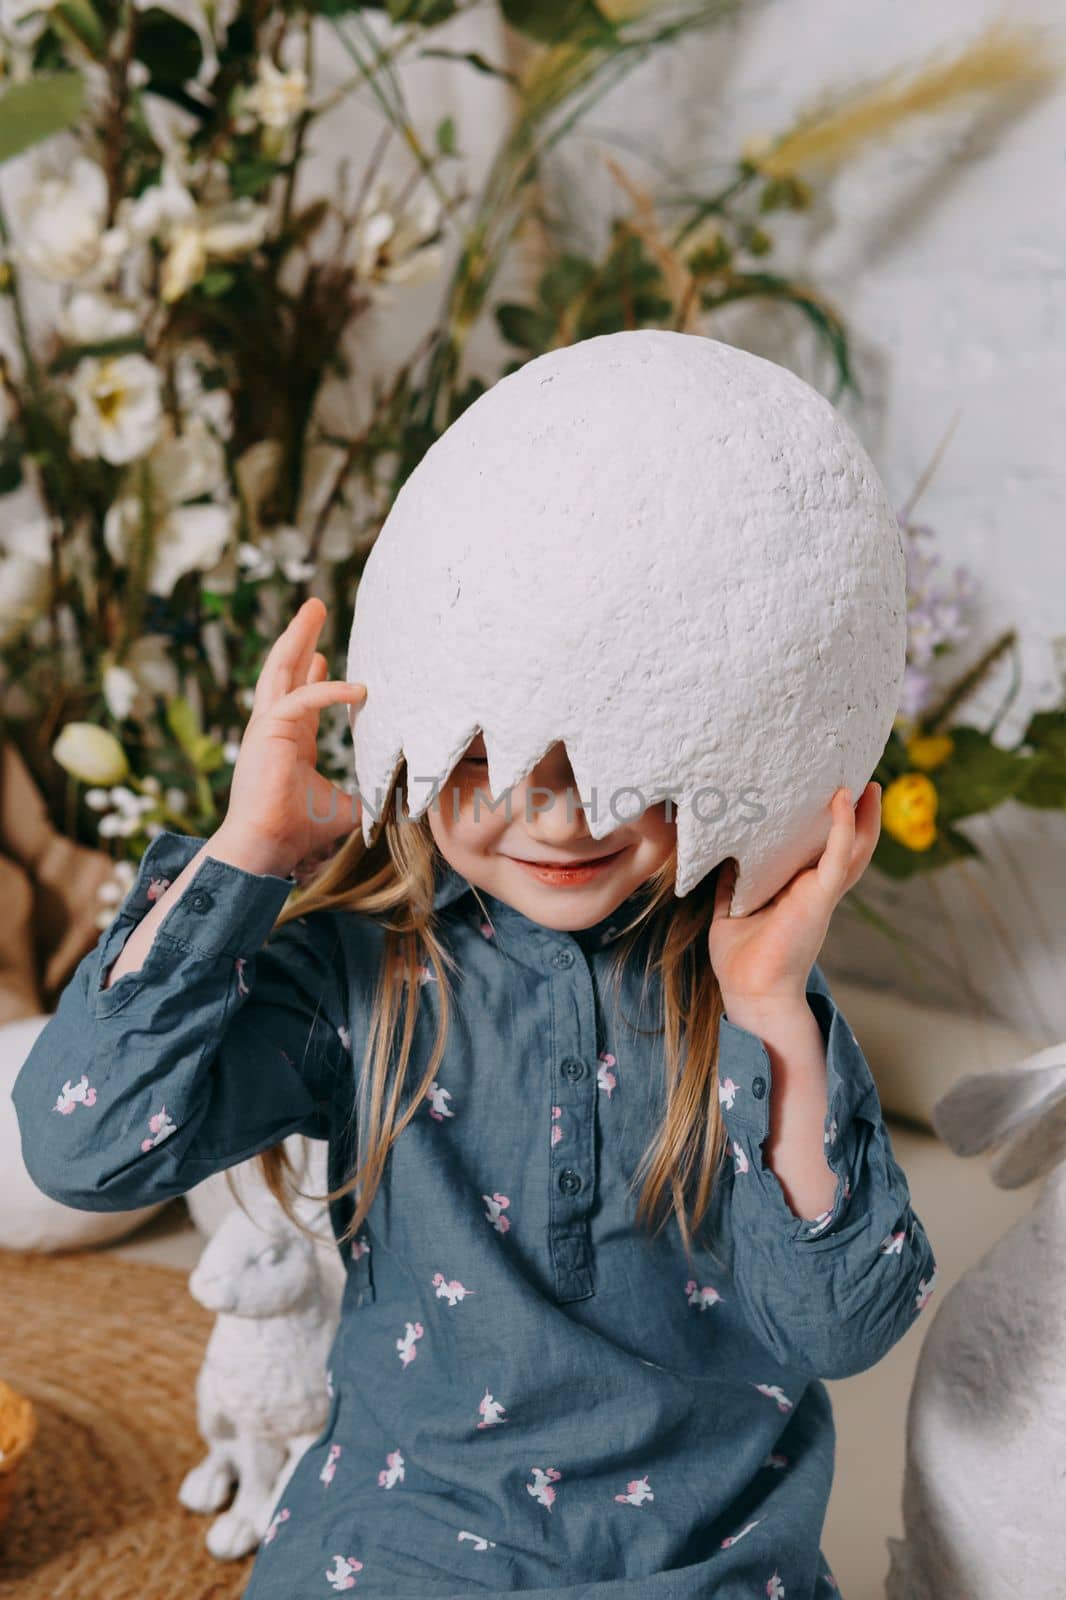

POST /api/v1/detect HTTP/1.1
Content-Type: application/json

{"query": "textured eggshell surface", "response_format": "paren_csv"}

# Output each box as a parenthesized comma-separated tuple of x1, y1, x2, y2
(346, 329, 906, 913)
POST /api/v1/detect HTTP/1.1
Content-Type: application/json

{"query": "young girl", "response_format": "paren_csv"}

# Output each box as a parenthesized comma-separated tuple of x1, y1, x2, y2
(14, 595, 937, 1600)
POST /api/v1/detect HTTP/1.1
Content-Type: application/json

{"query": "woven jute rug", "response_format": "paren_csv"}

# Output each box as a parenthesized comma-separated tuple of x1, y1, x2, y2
(0, 1247, 258, 1599)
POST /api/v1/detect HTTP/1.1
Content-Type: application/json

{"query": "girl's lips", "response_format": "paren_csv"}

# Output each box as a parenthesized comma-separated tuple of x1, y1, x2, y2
(509, 848, 626, 884)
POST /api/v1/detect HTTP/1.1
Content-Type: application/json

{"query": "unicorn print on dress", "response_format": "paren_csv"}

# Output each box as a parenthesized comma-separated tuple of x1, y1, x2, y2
(146, 874, 171, 901)
(425, 1082, 455, 1121)
(597, 1051, 617, 1098)
(396, 1320, 424, 1367)
(551, 1105, 563, 1146)
(753, 1382, 794, 1414)
(767, 1572, 785, 1598)
(234, 956, 249, 997)
(326, 1553, 364, 1590)
(477, 1389, 507, 1428)
(325, 1367, 334, 1398)
(732, 1139, 750, 1175)
(805, 1209, 834, 1237)
(352, 1235, 371, 1261)
(477, 918, 495, 941)
(915, 1266, 938, 1311)
(721, 1516, 762, 1546)
(685, 1279, 724, 1310)
(482, 1192, 511, 1233)
(762, 1451, 789, 1470)
(432, 1271, 476, 1305)
(527, 1466, 561, 1510)
(141, 1104, 176, 1150)
(53, 1074, 97, 1114)
(319, 1444, 342, 1486)
(403, 963, 437, 988)
(880, 1228, 906, 1256)
(263, 1506, 290, 1543)
(338, 1023, 351, 1050)
(378, 1448, 405, 1487)
(458, 1529, 498, 1549)
(825, 1114, 838, 1145)
(718, 1075, 739, 1110)
(614, 1475, 653, 1505)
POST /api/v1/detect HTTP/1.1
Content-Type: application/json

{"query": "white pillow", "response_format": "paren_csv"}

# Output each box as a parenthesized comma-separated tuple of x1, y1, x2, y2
(1, 1014, 169, 1252)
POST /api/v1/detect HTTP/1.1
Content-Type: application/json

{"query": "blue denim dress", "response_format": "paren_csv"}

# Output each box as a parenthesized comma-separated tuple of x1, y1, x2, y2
(12, 830, 938, 1599)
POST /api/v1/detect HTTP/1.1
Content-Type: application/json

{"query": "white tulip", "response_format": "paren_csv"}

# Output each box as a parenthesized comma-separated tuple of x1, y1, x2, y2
(69, 353, 164, 465)
(12, 156, 128, 285)
(53, 723, 129, 786)
(244, 56, 307, 130)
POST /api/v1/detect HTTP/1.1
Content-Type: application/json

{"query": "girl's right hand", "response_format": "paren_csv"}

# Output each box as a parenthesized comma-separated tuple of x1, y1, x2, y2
(213, 597, 367, 879)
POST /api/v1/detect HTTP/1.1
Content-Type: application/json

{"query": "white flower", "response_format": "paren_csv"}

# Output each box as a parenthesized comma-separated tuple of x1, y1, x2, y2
(236, 524, 315, 583)
(53, 723, 129, 786)
(69, 353, 164, 465)
(102, 635, 180, 721)
(174, 347, 233, 440)
(160, 197, 270, 302)
(103, 420, 235, 596)
(12, 156, 128, 285)
(351, 181, 444, 295)
(243, 56, 307, 130)
(0, 550, 50, 643)
(59, 290, 141, 345)
(96, 860, 137, 918)
(122, 160, 197, 243)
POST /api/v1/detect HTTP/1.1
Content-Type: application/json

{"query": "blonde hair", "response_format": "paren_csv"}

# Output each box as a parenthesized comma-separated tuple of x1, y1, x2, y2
(235, 760, 733, 1276)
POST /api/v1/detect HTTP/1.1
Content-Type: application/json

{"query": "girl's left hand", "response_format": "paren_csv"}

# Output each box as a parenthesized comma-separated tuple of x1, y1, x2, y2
(708, 783, 882, 1007)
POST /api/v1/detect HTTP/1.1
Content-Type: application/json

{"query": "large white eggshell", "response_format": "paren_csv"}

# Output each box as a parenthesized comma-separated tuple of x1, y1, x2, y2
(346, 329, 906, 913)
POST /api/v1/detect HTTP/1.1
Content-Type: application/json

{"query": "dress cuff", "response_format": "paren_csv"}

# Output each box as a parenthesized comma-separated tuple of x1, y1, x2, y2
(99, 830, 297, 965)
(717, 976, 879, 1242)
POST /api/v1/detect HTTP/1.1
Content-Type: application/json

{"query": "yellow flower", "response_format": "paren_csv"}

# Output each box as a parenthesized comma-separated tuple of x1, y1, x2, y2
(53, 723, 129, 786)
(906, 733, 954, 771)
(882, 773, 938, 851)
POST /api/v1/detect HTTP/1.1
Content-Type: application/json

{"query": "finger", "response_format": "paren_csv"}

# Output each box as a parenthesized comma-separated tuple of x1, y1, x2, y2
(288, 600, 327, 692)
(269, 679, 366, 727)
(254, 599, 326, 712)
(815, 787, 855, 902)
(307, 651, 329, 685)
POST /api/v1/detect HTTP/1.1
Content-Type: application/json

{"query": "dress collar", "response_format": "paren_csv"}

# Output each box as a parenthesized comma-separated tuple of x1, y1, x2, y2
(430, 856, 653, 949)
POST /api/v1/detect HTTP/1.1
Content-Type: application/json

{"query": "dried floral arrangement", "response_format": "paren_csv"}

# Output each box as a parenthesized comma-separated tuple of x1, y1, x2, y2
(0, 0, 1055, 932)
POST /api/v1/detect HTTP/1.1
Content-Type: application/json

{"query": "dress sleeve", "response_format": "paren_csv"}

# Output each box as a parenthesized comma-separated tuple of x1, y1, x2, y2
(11, 830, 354, 1213)
(715, 959, 939, 1381)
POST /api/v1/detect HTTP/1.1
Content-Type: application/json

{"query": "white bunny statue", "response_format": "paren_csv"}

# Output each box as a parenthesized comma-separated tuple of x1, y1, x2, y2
(178, 1175, 346, 1560)
(884, 1039, 1066, 1598)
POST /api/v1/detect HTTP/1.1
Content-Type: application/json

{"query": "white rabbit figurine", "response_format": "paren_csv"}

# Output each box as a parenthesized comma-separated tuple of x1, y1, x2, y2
(884, 1039, 1066, 1598)
(178, 1183, 345, 1560)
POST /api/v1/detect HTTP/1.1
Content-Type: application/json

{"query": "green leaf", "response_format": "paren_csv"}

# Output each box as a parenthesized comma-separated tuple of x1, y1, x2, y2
(229, 158, 283, 199)
(419, 48, 519, 86)
(48, 334, 146, 375)
(0, 430, 24, 495)
(930, 724, 1032, 822)
(538, 252, 595, 314)
(499, 0, 616, 45)
(0, 72, 85, 166)
(435, 115, 456, 155)
(386, 0, 460, 21)
(495, 301, 557, 353)
(199, 268, 236, 298)
(134, 8, 204, 94)
(166, 696, 200, 753)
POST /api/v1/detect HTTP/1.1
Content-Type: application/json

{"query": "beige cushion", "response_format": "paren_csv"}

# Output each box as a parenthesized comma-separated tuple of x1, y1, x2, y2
(828, 975, 1044, 1133)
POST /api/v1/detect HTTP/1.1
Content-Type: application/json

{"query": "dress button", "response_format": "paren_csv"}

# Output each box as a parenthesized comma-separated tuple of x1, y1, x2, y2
(552, 948, 575, 969)
(188, 889, 213, 913)
(561, 1057, 586, 1082)
(751, 1074, 767, 1098)
(558, 1168, 582, 1195)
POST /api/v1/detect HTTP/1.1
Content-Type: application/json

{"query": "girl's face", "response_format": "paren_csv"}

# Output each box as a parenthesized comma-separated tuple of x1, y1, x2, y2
(425, 733, 676, 931)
